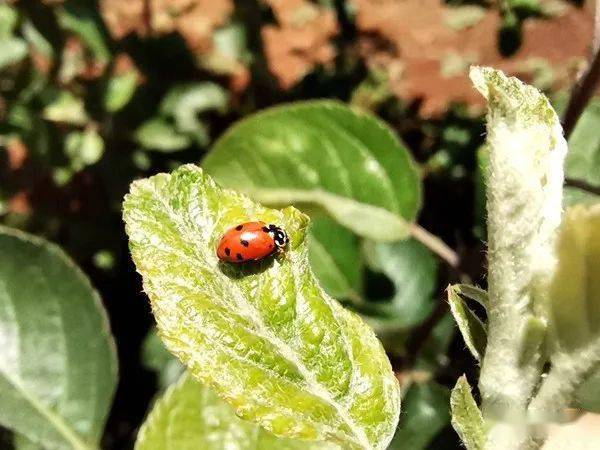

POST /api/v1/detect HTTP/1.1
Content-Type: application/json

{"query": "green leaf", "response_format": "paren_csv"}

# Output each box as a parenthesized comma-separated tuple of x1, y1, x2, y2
(470, 66, 567, 417)
(308, 216, 362, 303)
(447, 285, 487, 361)
(454, 284, 488, 309)
(203, 101, 421, 242)
(142, 329, 185, 391)
(43, 91, 89, 126)
(159, 83, 228, 147)
(450, 376, 485, 450)
(563, 99, 600, 206)
(104, 71, 138, 113)
(64, 128, 105, 171)
(575, 370, 600, 413)
(0, 38, 27, 70)
(0, 4, 18, 38)
(0, 226, 117, 450)
(13, 434, 41, 450)
(415, 313, 456, 372)
(547, 204, 600, 351)
(136, 372, 340, 450)
(123, 165, 401, 450)
(474, 150, 487, 236)
(135, 118, 191, 152)
(22, 20, 53, 58)
(517, 316, 546, 367)
(528, 204, 600, 416)
(360, 239, 438, 332)
(57, 5, 110, 64)
(388, 382, 450, 450)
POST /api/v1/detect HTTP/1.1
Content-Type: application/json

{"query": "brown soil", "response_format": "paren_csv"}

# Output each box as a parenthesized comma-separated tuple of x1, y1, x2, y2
(262, 0, 339, 89)
(355, 0, 593, 116)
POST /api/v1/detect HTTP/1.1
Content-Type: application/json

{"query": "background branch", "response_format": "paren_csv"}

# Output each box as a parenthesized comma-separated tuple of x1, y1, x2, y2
(562, 0, 600, 139)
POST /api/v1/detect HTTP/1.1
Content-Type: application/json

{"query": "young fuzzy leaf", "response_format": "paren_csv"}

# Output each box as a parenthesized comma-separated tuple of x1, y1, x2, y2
(123, 165, 400, 450)
(450, 376, 485, 450)
(203, 101, 421, 242)
(0, 227, 117, 450)
(455, 284, 488, 309)
(470, 66, 567, 418)
(547, 204, 600, 351)
(136, 372, 340, 450)
(447, 285, 487, 361)
(529, 204, 600, 416)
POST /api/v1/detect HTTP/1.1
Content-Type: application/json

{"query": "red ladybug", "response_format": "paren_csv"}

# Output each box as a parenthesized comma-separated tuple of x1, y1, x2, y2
(216, 221, 289, 263)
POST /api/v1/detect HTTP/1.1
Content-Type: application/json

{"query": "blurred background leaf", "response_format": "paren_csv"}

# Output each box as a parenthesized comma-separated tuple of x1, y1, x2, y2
(203, 101, 422, 242)
(360, 239, 439, 335)
(563, 100, 600, 207)
(308, 216, 363, 303)
(0, 226, 117, 450)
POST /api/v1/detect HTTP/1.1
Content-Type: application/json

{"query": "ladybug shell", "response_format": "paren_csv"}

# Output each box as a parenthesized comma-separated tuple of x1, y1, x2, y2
(217, 221, 279, 263)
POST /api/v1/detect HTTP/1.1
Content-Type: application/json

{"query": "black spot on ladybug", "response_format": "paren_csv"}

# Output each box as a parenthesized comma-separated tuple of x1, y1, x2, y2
(240, 240, 249, 247)
(236, 253, 244, 261)
(224, 248, 231, 256)
(235, 225, 243, 231)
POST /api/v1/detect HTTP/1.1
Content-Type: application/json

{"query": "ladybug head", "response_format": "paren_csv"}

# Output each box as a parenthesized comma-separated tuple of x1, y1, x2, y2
(268, 224, 289, 249)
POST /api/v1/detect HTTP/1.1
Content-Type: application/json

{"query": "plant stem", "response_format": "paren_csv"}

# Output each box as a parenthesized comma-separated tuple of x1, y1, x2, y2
(409, 223, 460, 268)
(562, 0, 600, 139)
(564, 177, 600, 196)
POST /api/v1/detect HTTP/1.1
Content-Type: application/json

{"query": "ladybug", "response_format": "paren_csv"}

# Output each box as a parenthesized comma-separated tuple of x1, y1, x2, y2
(216, 221, 289, 263)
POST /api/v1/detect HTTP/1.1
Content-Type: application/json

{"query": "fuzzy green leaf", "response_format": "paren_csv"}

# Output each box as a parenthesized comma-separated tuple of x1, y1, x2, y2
(123, 164, 400, 450)
(136, 372, 340, 450)
(454, 284, 488, 309)
(203, 101, 421, 241)
(447, 285, 487, 361)
(450, 376, 485, 450)
(0, 227, 117, 450)
(529, 204, 600, 416)
(547, 204, 600, 351)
